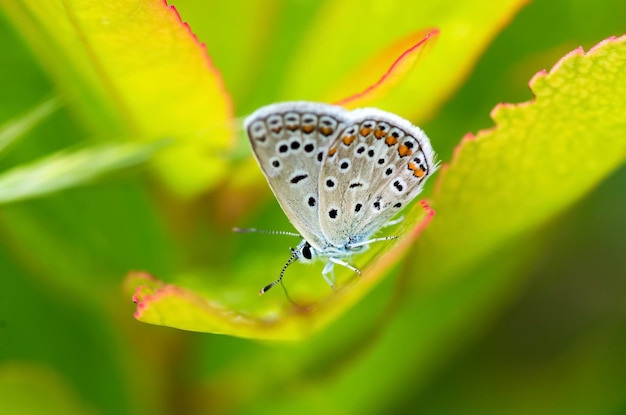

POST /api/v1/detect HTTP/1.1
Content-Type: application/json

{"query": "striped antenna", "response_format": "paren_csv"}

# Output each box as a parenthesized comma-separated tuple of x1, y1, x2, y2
(259, 248, 299, 295)
(233, 227, 301, 237)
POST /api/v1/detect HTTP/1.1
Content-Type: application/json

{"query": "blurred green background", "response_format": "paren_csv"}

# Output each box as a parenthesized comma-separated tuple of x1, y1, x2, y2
(1, 0, 625, 414)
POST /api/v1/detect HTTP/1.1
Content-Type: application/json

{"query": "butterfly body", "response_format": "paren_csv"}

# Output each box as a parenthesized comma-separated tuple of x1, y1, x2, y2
(243, 102, 437, 293)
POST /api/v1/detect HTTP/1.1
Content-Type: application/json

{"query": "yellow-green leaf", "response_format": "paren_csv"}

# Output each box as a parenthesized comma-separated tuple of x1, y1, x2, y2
(127, 203, 434, 340)
(1, 0, 234, 197)
(0, 363, 93, 415)
(280, 0, 527, 121)
(329, 29, 439, 108)
(419, 35, 626, 281)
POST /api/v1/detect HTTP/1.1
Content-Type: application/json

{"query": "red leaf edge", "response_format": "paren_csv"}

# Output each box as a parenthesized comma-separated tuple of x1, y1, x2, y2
(163, 0, 234, 119)
(433, 34, 625, 198)
(333, 28, 440, 107)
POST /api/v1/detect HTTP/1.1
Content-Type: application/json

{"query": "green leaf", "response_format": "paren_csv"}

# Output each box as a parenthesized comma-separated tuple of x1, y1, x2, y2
(222, 0, 529, 221)
(1, 0, 234, 197)
(313, 34, 626, 413)
(132, 34, 626, 344)
(420, 34, 626, 281)
(121, 0, 543, 340)
(0, 140, 165, 204)
(331, 29, 440, 108)
(279, 0, 527, 120)
(0, 97, 59, 155)
(0, 363, 93, 415)
(127, 202, 434, 340)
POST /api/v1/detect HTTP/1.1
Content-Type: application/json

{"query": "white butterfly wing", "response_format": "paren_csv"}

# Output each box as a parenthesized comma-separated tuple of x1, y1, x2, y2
(244, 102, 349, 250)
(318, 108, 437, 247)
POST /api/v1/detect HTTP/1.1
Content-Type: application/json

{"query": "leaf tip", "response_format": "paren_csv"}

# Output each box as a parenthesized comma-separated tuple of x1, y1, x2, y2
(333, 27, 440, 107)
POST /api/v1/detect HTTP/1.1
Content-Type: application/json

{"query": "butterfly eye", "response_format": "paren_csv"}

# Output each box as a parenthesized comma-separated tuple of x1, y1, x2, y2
(301, 243, 313, 260)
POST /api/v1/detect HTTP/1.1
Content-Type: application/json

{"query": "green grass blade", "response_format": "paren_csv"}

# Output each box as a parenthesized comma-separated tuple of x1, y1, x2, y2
(0, 140, 166, 204)
(0, 97, 60, 156)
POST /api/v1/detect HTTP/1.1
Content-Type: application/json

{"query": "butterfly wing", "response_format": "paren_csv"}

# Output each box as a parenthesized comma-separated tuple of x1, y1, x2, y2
(244, 102, 349, 250)
(318, 108, 437, 247)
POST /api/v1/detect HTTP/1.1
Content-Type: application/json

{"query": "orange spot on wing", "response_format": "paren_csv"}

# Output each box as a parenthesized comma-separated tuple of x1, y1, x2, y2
(286, 124, 299, 131)
(271, 126, 282, 133)
(328, 146, 337, 156)
(342, 135, 356, 145)
(302, 125, 315, 133)
(360, 127, 373, 136)
(408, 161, 425, 178)
(398, 145, 413, 157)
(319, 126, 334, 136)
(374, 128, 386, 139)
(385, 136, 398, 146)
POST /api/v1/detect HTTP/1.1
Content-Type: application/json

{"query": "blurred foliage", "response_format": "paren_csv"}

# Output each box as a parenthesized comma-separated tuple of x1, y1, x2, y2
(0, 97, 166, 204)
(0, 1, 625, 415)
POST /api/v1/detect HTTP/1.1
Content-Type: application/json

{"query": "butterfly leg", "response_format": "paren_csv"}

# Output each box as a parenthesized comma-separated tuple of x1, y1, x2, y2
(382, 215, 404, 228)
(329, 257, 362, 275)
(322, 261, 336, 289)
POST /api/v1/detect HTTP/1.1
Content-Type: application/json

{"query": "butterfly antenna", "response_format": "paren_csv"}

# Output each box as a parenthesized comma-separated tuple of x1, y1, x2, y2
(233, 227, 301, 237)
(259, 248, 299, 295)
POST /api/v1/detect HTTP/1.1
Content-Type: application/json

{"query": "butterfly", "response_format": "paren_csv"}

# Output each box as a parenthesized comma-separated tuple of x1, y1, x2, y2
(239, 102, 437, 294)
